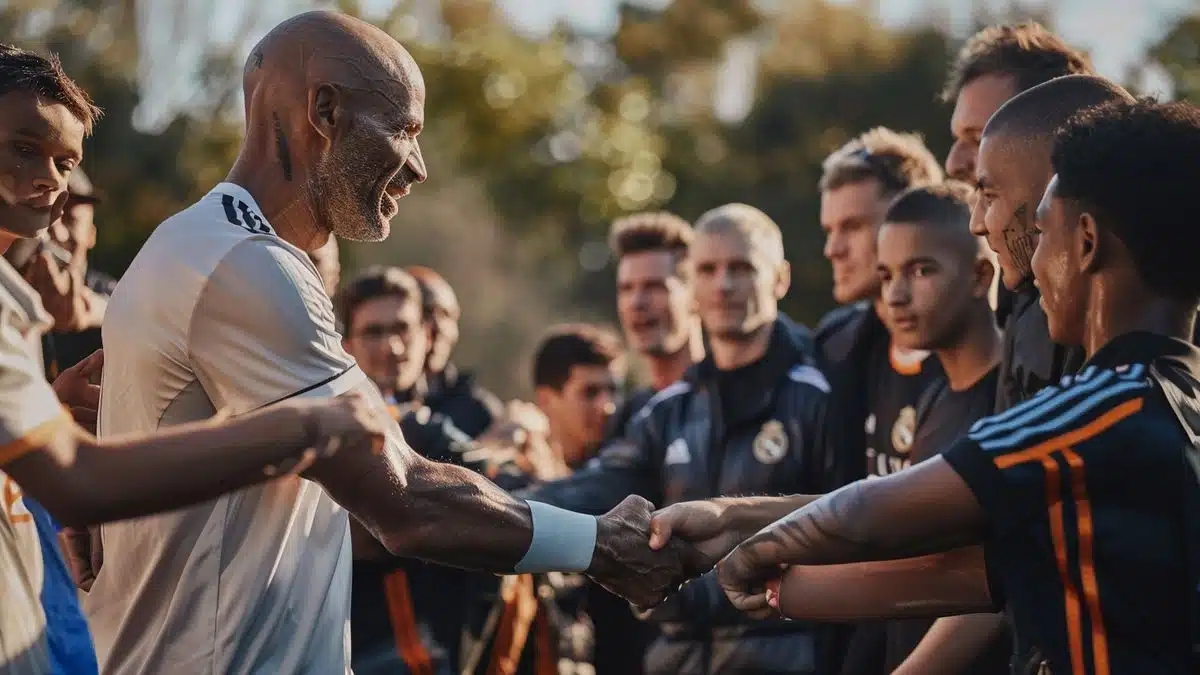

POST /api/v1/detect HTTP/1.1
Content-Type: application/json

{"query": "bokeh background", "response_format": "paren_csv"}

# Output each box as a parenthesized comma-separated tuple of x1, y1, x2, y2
(4, 0, 1197, 397)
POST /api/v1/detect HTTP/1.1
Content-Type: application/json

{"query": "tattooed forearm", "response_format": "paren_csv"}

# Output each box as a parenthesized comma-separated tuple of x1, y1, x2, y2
(272, 111, 293, 182)
(1002, 203, 1037, 277)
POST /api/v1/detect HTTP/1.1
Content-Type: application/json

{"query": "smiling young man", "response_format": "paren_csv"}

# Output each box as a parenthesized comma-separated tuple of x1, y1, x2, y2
(719, 98, 1200, 675)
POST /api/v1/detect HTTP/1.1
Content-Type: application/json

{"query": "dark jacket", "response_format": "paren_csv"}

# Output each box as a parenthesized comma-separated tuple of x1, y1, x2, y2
(526, 316, 852, 675)
(425, 363, 504, 438)
(995, 279, 1087, 413)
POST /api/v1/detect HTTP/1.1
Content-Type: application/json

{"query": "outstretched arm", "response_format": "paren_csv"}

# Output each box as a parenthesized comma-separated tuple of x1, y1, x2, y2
(891, 613, 1009, 675)
(769, 546, 994, 621)
(5, 391, 385, 528)
(718, 457, 987, 613)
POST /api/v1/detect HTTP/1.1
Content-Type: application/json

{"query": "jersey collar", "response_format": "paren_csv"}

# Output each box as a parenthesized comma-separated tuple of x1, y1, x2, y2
(1084, 330, 1200, 377)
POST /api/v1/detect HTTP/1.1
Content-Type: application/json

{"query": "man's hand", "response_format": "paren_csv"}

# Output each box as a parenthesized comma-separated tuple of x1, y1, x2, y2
(717, 534, 791, 620)
(23, 248, 93, 332)
(648, 499, 750, 568)
(586, 495, 706, 608)
(53, 349, 103, 434)
(288, 392, 389, 477)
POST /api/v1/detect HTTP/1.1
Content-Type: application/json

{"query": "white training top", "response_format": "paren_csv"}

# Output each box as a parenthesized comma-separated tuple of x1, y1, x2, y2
(0, 257, 70, 675)
(85, 183, 366, 675)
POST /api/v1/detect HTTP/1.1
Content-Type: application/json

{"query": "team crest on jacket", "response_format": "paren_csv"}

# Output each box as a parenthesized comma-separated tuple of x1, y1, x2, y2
(891, 406, 916, 455)
(753, 420, 788, 464)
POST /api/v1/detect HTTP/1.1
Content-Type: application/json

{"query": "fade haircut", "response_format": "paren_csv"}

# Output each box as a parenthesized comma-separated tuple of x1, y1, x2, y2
(983, 75, 1134, 142)
(532, 324, 624, 391)
(609, 211, 694, 268)
(1051, 100, 1200, 302)
(694, 203, 786, 265)
(884, 181, 982, 258)
(941, 22, 1092, 103)
(819, 127, 944, 196)
(335, 265, 422, 330)
(0, 44, 101, 134)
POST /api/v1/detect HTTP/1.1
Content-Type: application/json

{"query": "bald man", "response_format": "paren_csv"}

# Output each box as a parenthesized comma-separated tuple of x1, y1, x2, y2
(83, 11, 695, 674)
(407, 266, 503, 438)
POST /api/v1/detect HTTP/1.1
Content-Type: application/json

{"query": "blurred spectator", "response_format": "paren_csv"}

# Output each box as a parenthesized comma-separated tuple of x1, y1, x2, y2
(409, 265, 503, 438)
(337, 265, 429, 406)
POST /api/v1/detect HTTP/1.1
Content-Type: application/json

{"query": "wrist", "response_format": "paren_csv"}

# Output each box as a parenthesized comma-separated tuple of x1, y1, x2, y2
(515, 501, 597, 574)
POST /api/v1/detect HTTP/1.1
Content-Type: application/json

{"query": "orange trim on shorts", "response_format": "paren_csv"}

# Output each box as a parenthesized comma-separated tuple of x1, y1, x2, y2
(487, 574, 540, 675)
(993, 398, 1143, 469)
(0, 412, 73, 466)
(1062, 448, 1111, 675)
(382, 569, 434, 675)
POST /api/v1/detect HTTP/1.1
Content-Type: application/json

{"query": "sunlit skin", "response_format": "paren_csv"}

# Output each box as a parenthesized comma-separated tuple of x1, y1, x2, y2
(691, 228, 789, 370)
(616, 249, 698, 387)
(970, 135, 1050, 290)
(536, 364, 619, 469)
(0, 90, 84, 251)
(946, 74, 1019, 182)
(342, 294, 429, 400)
(820, 180, 891, 304)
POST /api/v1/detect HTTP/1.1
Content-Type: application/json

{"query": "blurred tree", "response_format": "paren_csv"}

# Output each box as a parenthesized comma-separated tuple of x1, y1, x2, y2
(1150, 13, 1200, 103)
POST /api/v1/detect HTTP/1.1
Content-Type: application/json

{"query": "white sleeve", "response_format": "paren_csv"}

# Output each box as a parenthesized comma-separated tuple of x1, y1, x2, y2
(189, 238, 365, 414)
(0, 267, 70, 464)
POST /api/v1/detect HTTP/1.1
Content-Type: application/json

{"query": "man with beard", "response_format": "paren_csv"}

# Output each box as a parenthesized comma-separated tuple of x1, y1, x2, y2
(407, 265, 503, 439)
(81, 11, 699, 674)
(527, 203, 847, 675)
(720, 97, 1200, 675)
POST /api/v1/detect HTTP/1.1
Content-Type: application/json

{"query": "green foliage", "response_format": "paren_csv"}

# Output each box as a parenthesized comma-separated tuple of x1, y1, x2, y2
(1151, 13, 1200, 103)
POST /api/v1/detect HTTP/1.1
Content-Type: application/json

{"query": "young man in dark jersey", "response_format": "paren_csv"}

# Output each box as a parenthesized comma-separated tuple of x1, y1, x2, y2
(869, 182, 1010, 674)
(715, 97, 1200, 675)
(816, 128, 945, 481)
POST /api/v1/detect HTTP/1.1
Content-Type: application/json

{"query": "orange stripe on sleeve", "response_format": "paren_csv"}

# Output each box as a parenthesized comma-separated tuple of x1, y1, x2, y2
(0, 412, 74, 466)
(994, 398, 1143, 469)
(1062, 448, 1111, 675)
(1042, 455, 1086, 675)
(382, 569, 435, 675)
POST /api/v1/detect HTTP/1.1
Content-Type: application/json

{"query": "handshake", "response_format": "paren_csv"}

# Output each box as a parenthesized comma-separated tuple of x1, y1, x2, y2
(583, 495, 794, 615)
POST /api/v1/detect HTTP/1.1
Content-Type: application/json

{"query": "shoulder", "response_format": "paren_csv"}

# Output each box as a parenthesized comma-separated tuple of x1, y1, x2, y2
(966, 364, 1153, 459)
(0, 258, 50, 336)
(814, 303, 872, 365)
(785, 362, 831, 395)
(630, 380, 692, 426)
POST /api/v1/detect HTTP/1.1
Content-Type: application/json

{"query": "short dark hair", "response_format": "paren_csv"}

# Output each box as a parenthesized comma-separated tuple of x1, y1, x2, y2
(983, 75, 1133, 141)
(941, 22, 1092, 103)
(819, 127, 943, 195)
(885, 181, 975, 229)
(532, 324, 623, 391)
(0, 45, 101, 134)
(1051, 99, 1200, 302)
(609, 211, 694, 262)
(336, 265, 422, 330)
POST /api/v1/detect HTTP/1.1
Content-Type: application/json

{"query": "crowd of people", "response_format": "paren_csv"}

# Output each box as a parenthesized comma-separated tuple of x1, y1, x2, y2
(0, 8, 1197, 675)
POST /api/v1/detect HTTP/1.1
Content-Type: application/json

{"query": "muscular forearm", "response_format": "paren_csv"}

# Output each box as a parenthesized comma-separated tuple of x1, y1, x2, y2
(10, 405, 317, 527)
(715, 495, 822, 541)
(774, 546, 993, 621)
(891, 612, 1008, 675)
(313, 429, 535, 571)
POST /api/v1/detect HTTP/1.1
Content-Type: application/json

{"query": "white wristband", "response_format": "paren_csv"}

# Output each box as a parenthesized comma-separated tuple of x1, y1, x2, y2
(514, 501, 598, 573)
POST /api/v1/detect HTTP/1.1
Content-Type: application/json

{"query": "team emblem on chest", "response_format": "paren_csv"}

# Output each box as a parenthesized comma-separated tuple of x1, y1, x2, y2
(891, 405, 916, 455)
(753, 420, 788, 465)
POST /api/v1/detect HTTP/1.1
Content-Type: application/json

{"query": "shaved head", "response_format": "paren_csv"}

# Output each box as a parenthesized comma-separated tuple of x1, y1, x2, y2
(983, 75, 1133, 146)
(235, 11, 428, 248)
(406, 266, 461, 374)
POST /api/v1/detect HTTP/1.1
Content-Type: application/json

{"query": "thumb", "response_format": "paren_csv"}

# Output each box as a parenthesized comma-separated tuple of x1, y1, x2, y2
(648, 513, 671, 550)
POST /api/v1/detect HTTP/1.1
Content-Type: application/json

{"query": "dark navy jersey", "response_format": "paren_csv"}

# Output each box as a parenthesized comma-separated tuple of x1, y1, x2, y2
(996, 281, 1086, 413)
(881, 367, 1011, 674)
(946, 331, 1200, 675)
(815, 303, 946, 480)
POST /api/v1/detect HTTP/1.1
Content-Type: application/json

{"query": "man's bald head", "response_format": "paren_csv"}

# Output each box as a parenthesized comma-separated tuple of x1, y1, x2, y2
(406, 265, 461, 374)
(237, 11, 428, 247)
(982, 75, 1133, 146)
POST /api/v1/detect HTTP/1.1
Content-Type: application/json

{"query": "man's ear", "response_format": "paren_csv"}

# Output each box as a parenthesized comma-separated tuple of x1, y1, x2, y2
(1077, 211, 1102, 274)
(773, 261, 792, 300)
(972, 255, 997, 300)
(308, 84, 343, 141)
(534, 387, 555, 414)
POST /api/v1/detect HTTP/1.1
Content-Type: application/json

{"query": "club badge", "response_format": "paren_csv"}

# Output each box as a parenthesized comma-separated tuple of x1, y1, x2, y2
(753, 420, 788, 465)
(891, 406, 917, 455)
